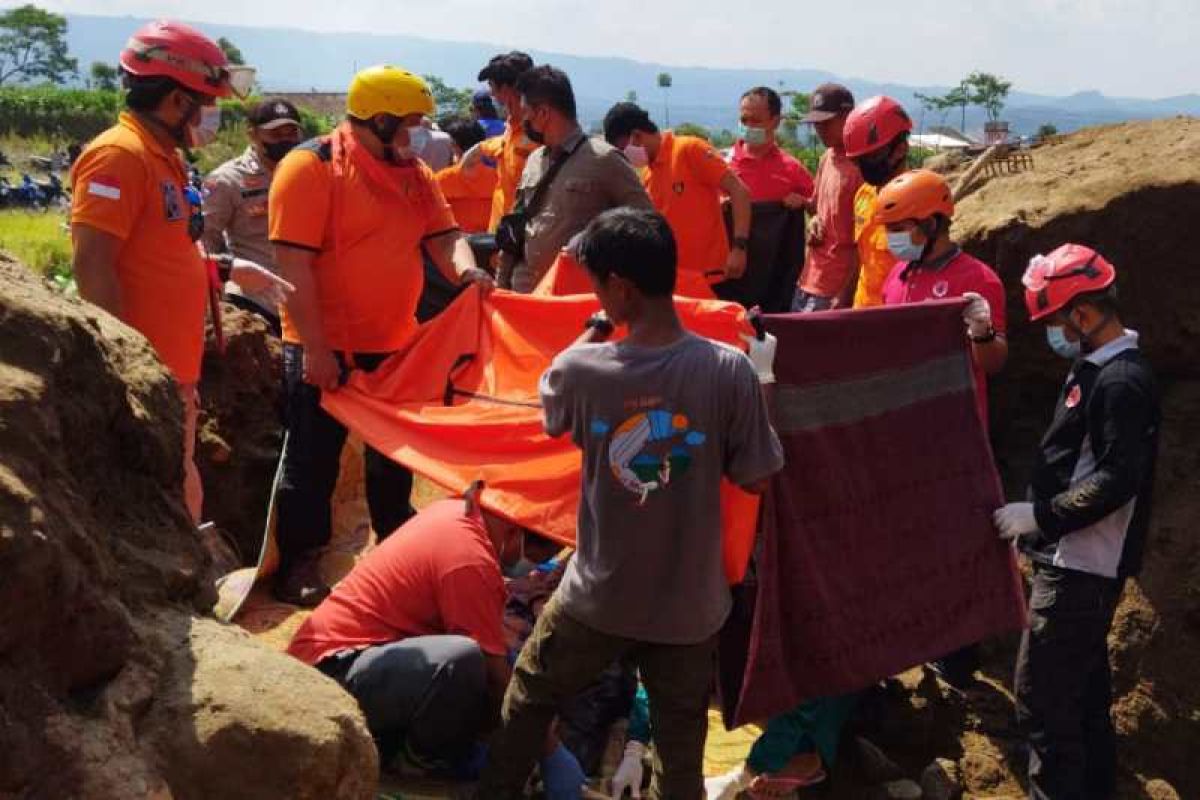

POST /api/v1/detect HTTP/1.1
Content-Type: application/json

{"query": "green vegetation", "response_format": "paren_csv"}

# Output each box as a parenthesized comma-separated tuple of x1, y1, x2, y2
(0, 86, 122, 141)
(88, 61, 118, 91)
(0, 209, 71, 284)
(1037, 123, 1059, 138)
(917, 71, 1013, 129)
(424, 75, 473, 120)
(0, 5, 76, 86)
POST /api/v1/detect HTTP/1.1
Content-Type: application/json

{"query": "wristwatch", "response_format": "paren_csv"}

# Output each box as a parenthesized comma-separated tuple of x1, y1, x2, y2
(969, 326, 997, 344)
(210, 252, 234, 282)
(584, 312, 615, 337)
(732, 236, 750, 251)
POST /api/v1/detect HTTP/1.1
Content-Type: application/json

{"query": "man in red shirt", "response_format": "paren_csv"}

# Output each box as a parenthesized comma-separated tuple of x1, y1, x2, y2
(729, 86, 814, 205)
(288, 490, 557, 770)
(793, 83, 862, 312)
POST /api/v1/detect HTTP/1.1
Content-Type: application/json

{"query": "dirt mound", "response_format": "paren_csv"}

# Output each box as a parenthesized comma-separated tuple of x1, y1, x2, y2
(841, 118, 1200, 798)
(197, 306, 284, 563)
(0, 258, 376, 799)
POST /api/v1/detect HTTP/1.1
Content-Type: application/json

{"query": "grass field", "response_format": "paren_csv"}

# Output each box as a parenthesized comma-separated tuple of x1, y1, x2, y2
(0, 209, 71, 279)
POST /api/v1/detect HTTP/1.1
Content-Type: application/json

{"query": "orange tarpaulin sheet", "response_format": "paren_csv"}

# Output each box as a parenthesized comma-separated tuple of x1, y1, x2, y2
(321, 287, 762, 583)
(533, 247, 719, 300)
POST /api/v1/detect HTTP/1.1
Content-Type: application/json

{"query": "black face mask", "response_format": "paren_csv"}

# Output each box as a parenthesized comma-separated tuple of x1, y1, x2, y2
(262, 140, 299, 163)
(368, 115, 404, 163)
(522, 117, 545, 145)
(857, 144, 899, 187)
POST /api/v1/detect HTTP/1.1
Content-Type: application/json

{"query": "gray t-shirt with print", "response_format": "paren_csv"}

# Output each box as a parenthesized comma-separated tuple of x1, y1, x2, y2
(539, 332, 784, 644)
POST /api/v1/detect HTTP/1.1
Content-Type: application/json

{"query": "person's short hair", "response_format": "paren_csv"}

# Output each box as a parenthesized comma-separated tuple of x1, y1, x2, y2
(122, 70, 182, 112)
(477, 51, 534, 88)
(1069, 286, 1120, 316)
(472, 92, 499, 119)
(442, 117, 487, 153)
(578, 208, 676, 297)
(602, 102, 658, 145)
(516, 65, 577, 120)
(741, 86, 782, 117)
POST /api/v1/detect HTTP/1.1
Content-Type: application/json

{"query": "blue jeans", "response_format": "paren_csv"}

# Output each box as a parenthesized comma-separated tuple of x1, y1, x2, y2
(318, 635, 488, 765)
(790, 289, 836, 313)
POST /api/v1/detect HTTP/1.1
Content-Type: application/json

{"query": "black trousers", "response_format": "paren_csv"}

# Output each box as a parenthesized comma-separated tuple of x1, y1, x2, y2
(1015, 564, 1124, 800)
(275, 344, 414, 569)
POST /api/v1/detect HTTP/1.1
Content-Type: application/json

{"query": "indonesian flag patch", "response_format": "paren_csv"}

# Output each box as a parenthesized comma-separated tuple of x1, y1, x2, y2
(87, 175, 121, 200)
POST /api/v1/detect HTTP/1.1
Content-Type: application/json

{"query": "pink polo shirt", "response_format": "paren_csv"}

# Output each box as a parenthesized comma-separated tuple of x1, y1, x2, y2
(882, 249, 1007, 426)
(728, 140, 814, 203)
(798, 147, 863, 298)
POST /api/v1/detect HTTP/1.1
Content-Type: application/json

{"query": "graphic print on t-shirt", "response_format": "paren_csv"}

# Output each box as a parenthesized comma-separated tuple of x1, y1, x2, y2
(590, 405, 707, 506)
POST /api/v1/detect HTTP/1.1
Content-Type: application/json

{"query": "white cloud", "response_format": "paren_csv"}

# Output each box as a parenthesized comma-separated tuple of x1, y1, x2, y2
(35, 0, 1200, 97)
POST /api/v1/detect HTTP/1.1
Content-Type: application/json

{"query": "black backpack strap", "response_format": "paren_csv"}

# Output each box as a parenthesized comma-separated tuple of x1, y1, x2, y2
(294, 136, 333, 162)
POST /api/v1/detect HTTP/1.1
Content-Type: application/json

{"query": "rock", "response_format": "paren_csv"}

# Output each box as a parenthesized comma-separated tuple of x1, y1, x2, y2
(919, 758, 962, 800)
(143, 613, 377, 800)
(879, 778, 923, 799)
(0, 260, 376, 798)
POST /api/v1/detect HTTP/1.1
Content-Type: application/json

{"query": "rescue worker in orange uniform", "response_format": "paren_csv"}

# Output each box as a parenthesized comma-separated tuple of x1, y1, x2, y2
(70, 20, 270, 524)
(436, 118, 497, 234)
(844, 95, 913, 308)
(602, 102, 752, 297)
(268, 66, 494, 606)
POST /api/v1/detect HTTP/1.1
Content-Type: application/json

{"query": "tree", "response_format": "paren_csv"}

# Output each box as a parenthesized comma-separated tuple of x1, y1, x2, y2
(624, 89, 638, 103)
(657, 72, 672, 126)
(779, 90, 811, 146)
(217, 36, 245, 66)
(0, 5, 77, 86)
(963, 71, 1011, 123)
(423, 74, 472, 117)
(674, 122, 710, 141)
(1036, 123, 1059, 139)
(89, 61, 118, 91)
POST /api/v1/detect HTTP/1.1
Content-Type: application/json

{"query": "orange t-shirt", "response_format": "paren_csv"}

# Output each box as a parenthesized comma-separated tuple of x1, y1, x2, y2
(269, 126, 458, 351)
(484, 121, 538, 231)
(436, 160, 498, 234)
(69, 112, 207, 383)
(644, 132, 733, 282)
(287, 499, 508, 665)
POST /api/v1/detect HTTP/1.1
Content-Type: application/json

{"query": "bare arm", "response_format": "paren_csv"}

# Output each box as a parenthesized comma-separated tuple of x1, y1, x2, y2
(720, 172, 751, 241)
(425, 229, 494, 291)
(274, 242, 342, 390)
(973, 335, 1009, 376)
(72, 223, 124, 316)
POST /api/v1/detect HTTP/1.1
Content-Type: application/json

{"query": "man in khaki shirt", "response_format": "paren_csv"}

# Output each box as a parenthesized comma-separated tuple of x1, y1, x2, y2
(202, 98, 304, 333)
(499, 66, 651, 293)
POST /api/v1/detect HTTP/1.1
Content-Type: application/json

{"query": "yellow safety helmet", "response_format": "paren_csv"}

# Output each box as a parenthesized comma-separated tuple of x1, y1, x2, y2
(346, 65, 435, 120)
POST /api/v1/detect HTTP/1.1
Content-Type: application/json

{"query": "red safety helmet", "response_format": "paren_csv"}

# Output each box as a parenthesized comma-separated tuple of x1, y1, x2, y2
(1022, 244, 1117, 321)
(844, 95, 913, 158)
(119, 20, 254, 99)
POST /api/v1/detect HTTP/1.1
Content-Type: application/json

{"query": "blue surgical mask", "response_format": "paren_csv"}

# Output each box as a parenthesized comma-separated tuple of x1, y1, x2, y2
(1045, 325, 1082, 360)
(739, 123, 768, 146)
(503, 558, 536, 579)
(886, 230, 925, 262)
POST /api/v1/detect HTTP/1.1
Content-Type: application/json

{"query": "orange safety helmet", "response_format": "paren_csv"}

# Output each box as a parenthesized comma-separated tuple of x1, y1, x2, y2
(875, 169, 954, 225)
(1022, 244, 1117, 321)
(844, 95, 912, 158)
(119, 20, 254, 99)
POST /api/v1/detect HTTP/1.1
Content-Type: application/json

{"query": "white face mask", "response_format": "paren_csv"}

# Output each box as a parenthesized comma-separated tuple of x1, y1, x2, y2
(623, 143, 649, 168)
(407, 125, 430, 153)
(187, 104, 222, 148)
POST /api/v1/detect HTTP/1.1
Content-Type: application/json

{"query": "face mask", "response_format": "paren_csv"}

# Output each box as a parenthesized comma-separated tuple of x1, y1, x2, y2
(523, 117, 545, 145)
(1046, 325, 1082, 360)
(858, 151, 895, 187)
(503, 558, 536, 579)
(186, 104, 221, 148)
(886, 230, 925, 262)
(407, 125, 430, 153)
(262, 139, 298, 163)
(623, 143, 649, 168)
(738, 123, 768, 146)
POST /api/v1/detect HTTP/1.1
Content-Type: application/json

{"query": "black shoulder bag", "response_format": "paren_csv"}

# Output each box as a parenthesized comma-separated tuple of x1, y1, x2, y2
(495, 144, 580, 259)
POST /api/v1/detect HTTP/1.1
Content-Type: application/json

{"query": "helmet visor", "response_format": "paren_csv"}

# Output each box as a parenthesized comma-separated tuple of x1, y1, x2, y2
(225, 66, 257, 100)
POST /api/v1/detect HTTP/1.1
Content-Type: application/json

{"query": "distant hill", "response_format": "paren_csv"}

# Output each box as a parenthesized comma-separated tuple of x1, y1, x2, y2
(64, 13, 1200, 137)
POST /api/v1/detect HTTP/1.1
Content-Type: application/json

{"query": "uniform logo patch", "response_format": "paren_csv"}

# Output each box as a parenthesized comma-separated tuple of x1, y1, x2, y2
(932, 280, 950, 298)
(161, 180, 183, 221)
(1065, 384, 1082, 409)
(673, 181, 685, 195)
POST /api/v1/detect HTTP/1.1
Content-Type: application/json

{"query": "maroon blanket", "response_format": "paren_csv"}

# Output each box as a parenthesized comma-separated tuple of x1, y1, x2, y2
(721, 299, 1027, 728)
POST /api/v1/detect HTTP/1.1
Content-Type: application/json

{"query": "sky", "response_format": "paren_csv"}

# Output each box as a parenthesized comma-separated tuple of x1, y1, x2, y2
(36, 0, 1200, 98)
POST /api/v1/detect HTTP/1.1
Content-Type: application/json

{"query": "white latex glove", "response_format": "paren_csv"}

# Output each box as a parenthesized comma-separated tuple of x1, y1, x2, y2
(704, 766, 753, 800)
(741, 332, 778, 385)
(610, 740, 645, 798)
(230, 259, 296, 307)
(994, 502, 1039, 542)
(962, 291, 993, 338)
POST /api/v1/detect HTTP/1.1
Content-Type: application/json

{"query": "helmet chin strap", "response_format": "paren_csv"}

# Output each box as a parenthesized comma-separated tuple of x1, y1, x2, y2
(1062, 308, 1113, 353)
